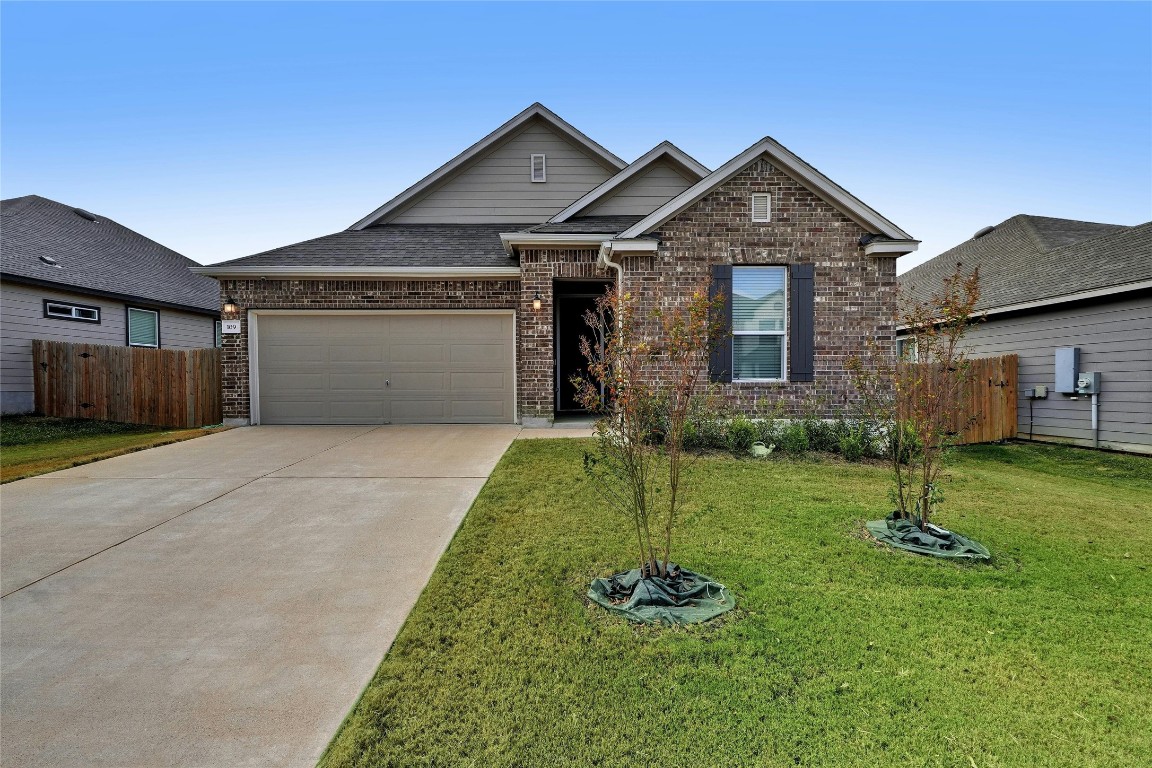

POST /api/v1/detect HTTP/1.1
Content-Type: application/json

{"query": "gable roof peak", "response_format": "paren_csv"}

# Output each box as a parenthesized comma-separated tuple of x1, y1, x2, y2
(618, 135, 914, 243)
(349, 103, 625, 230)
(548, 140, 710, 223)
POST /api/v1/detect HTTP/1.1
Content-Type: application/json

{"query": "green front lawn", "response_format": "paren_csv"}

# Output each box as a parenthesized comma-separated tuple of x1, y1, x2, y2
(0, 415, 223, 482)
(323, 441, 1151, 768)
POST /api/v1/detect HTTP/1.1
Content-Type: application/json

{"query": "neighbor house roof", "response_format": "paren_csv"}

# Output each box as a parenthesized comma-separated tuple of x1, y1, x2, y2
(901, 215, 1152, 315)
(547, 141, 709, 223)
(1, 195, 219, 314)
(348, 103, 627, 230)
(618, 136, 916, 249)
(195, 224, 522, 278)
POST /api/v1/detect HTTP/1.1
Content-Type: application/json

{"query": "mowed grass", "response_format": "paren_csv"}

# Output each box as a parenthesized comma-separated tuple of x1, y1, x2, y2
(322, 441, 1151, 768)
(0, 415, 223, 482)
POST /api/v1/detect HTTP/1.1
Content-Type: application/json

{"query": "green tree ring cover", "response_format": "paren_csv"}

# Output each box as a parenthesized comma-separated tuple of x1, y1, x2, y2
(588, 565, 736, 625)
(866, 514, 991, 560)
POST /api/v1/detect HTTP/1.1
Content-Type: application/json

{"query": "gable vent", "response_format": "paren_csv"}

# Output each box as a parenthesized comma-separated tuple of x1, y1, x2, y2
(751, 193, 771, 223)
(531, 153, 546, 183)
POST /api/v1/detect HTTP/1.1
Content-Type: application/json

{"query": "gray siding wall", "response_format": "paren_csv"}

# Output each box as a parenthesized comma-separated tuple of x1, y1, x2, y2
(584, 159, 696, 217)
(960, 292, 1151, 454)
(1, 281, 217, 414)
(390, 119, 616, 224)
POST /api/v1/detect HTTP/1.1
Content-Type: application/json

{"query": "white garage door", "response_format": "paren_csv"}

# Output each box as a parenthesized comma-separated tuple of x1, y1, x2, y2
(255, 312, 515, 424)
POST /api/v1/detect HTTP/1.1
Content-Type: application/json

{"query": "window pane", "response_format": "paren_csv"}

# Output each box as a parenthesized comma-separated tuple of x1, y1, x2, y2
(733, 267, 785, 332)
(734, 335, 783, 380)
(128, 309, 158, 347)
(76, 308, 98, 320)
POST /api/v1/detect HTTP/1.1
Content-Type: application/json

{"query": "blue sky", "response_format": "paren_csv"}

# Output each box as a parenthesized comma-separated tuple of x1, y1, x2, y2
(3, 1, 1149, 272)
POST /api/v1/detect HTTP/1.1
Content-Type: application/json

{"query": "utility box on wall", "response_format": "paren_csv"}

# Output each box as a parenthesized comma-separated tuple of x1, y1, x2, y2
(1055, 347, 1079, 393)
(1076, 371, 1101, 395)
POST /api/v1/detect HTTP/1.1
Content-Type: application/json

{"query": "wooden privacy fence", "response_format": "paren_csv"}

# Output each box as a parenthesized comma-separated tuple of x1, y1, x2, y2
(915, 353, 1017, 445)
(32, 339, 222, 429)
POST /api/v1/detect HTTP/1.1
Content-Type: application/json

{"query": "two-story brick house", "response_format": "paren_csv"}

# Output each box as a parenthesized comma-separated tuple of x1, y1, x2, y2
(197, 104, 917, 426)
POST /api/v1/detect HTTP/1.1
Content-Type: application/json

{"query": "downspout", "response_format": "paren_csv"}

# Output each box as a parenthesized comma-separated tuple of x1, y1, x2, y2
(597, 240, 623, 300)
(1091, 393, 1099, 449)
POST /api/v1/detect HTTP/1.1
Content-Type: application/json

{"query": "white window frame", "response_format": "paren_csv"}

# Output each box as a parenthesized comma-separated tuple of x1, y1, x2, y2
(732, 265, 788, 382)
(751, 193, 771, 223)
(215, 320, 223, 348)
(126, 307, 160, 348)
(44, 300, 100, 324)
(530, 153, 547, 183)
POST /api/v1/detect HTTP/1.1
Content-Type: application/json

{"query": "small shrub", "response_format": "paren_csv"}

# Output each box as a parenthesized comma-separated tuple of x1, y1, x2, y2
(780, 421, 809, 455)
(726, 416, 759, 455)
(839, 432, 865, 462)
(803, 417, 841, 453)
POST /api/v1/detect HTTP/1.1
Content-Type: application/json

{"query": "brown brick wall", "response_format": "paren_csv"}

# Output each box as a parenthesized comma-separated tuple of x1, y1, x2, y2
(624, 156, 897, 417)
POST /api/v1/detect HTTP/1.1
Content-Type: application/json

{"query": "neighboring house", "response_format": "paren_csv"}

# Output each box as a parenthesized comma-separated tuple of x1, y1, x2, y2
(1, 195, 221, 414)
(197, 103, 918, 426)
(900, 214, 1152, 454)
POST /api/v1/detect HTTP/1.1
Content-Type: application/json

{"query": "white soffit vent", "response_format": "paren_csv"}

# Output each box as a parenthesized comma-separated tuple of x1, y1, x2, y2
(751, 193, 771, 222)
(531, 153, 547, 182)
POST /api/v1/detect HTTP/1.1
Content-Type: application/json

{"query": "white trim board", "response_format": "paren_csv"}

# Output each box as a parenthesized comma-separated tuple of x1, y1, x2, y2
(619, 136, 915, 242)
(348, 104, 626, 230)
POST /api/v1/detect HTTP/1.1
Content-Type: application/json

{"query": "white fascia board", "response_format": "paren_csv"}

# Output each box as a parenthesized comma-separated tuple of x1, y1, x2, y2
(348, 103, 626, 231)
(191, 265, 521, 279)
(604, 239, 659, 253)
(894, 278, 1152, 332)
(499, 232, 617, 255)
(620, 137, 914, 241)
(864, 240, 920, 256)
(549, 141, 711, 223)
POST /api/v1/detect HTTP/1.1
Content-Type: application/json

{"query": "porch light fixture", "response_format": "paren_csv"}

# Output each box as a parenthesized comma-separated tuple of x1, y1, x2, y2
(532, 292, 542, 310)
(222, 297, 239, 315)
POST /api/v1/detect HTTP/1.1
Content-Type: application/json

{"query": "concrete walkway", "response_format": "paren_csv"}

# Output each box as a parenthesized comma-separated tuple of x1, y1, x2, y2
(0, 425, 525, 768)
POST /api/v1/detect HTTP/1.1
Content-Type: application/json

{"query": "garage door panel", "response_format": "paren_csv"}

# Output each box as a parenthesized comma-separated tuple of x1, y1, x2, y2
(262, 345, 327, 364)
(330, 401, 386, 421)
(389, 344, 445, 363)
(262, 372, 327, 391)
(329, 373, 386, 391)
(451, 400, 507, 419)
(257, 313, 514, 424)
(389, 399, 448, 421)
(450, 344, 508, 364)
(450, 372, 507, 391)
(389, 372, 447, 392)
(329, 345, 384, 363)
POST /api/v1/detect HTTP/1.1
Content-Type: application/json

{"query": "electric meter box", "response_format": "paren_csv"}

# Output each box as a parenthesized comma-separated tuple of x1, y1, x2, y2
(1055, 347, 1079, 393)
(1076, 371, 1100, 395)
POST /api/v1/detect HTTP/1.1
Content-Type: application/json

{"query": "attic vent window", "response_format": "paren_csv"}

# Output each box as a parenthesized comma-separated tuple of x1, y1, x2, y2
(531, 153, 547, 183)
(751, 193, 771, 223)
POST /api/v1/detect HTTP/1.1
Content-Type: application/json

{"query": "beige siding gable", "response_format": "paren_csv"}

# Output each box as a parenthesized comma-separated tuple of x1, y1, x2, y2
(391, 118, 617, 224)
(583, 159, 697, 217)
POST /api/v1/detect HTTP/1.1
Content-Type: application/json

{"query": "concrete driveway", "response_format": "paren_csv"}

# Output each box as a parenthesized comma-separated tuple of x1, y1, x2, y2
(0, 425, 523, 768)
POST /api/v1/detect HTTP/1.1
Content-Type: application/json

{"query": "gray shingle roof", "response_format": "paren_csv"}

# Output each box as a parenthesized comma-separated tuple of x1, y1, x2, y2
(1, 195, 219, 313)
(901, 215, 1152, 312)
(523, 216, 645, 235)
(209, 224, 520, 269)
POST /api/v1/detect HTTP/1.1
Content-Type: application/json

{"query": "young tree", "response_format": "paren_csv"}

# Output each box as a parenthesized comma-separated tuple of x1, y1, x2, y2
(573, 281, 724, 578)
(849, 263, 982, 528)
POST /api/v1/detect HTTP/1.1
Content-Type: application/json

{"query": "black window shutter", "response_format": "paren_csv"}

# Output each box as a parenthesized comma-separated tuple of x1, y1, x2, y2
(789, 263, 815, 382)
(709, 264, 733, 383)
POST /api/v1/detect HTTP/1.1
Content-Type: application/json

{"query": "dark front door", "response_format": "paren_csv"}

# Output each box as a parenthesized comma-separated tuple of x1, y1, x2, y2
(554, 282, 610, 413)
